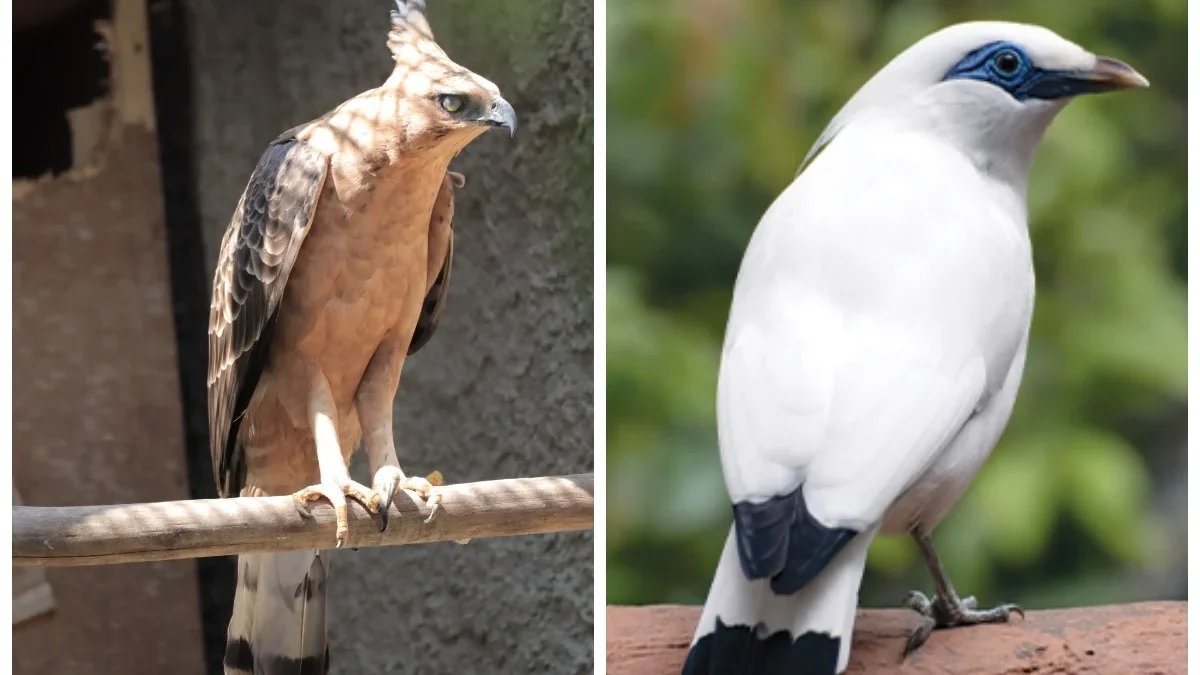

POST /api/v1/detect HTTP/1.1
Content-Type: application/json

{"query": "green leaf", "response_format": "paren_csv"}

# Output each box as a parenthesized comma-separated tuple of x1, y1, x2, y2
(968, 437, 1058, 566)
(1056, 428, 1153, 563)
(867, 534, 916, 576)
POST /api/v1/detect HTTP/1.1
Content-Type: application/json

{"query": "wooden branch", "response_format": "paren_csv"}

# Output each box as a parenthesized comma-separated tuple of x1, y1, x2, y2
(14, 473, 592, 567)
(607, 602, 1186, 675)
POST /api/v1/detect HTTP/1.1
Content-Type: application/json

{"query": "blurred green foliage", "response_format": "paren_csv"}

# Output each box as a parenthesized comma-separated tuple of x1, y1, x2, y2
(607, 0, 1187, 609)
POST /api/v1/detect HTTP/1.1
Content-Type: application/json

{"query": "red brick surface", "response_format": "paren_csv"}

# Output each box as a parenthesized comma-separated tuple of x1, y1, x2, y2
(607, 602, 1186, 675)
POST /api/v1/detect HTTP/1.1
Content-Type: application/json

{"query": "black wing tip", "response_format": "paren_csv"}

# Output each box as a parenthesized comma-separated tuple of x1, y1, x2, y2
(732, 485, 859, 595)
(682, 619, 842, 675)
(406, 275, 446, 355)
(407, 231, 453, 356)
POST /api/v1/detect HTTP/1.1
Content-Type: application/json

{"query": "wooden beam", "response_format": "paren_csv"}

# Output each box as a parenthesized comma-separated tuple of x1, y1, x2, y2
(14, 473, 593, 567)
(607, 602, 1186, 674)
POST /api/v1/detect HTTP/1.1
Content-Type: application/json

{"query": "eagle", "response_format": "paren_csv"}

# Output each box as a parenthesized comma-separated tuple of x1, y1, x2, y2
(206, 2, 515, 673)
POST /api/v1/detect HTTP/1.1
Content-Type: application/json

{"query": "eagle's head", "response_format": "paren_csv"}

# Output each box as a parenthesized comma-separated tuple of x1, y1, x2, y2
(385, 0, 516, 152)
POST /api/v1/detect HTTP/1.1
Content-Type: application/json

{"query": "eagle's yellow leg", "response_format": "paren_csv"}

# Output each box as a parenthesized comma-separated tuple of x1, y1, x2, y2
(357, 334, 444, 530)
(291, 378, 381, 548)
(292, 480, 380, 549)
(372, 466, 442, 527)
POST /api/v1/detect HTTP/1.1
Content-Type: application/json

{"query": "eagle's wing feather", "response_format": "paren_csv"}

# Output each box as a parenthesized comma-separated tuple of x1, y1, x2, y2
(207, 137, 329, 498)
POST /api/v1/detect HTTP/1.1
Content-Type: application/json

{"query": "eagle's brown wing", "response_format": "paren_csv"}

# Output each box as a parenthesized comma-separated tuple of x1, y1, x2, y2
(207, 138, 329, 498)
(408, 170, 459, 355)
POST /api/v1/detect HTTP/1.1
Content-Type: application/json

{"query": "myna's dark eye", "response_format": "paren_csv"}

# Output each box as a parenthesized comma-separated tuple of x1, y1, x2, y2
(438, 95, 464, 113)
(992, 50, 1021, 76)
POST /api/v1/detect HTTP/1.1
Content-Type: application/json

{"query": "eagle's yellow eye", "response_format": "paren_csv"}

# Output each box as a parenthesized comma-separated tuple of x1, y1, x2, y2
(438, 95, 464, 113)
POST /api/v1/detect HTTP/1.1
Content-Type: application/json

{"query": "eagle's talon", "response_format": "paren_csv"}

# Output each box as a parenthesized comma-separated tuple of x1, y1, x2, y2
(291, 478, 378, 548)
(293, 493, 316, 518)
(401, 476, 440, 523)
(372, 465, 406, 532)
(370, 468, 443, 529)
(402, 475, 433, 498)
(419, 486, 442, 523)
(375, 479, 397, 532)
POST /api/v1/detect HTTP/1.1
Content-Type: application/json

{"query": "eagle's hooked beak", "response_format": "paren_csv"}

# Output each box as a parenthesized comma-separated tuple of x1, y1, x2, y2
(480, 97, 517, 137)
(1076, 56, 1150, 92)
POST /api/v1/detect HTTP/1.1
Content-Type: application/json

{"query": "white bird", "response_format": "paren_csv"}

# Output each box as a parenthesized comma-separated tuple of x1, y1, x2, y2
(682, 21, 1148, 675)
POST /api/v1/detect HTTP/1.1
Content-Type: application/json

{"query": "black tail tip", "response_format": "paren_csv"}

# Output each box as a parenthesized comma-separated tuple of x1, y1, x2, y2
(223, 637, 329, 675)
(682, 619, 842, 675)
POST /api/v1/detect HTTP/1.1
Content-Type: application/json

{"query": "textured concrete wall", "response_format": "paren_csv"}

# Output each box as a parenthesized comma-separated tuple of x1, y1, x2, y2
(185, 1, 594, 673)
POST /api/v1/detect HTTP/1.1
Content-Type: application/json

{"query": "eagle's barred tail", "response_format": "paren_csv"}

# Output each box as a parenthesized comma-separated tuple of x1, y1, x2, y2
(224, 550, 330, 675)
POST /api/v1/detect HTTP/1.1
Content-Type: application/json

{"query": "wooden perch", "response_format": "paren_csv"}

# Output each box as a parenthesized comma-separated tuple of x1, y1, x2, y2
(14, 473, 592, 567)
(607, 602, 1186, 675)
